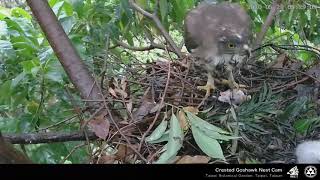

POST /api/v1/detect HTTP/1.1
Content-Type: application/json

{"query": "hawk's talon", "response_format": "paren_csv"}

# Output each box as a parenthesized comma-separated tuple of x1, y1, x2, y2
(197, 83, 216, 97)
(220, 79, 247, 90)
(197, 78, 216, 108)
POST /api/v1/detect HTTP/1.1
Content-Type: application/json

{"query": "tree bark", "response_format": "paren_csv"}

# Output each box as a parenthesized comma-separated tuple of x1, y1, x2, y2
(2, 131, 98, 144)
(26, 0, 103, 106)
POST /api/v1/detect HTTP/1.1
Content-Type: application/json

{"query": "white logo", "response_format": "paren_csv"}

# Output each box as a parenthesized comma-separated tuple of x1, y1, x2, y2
(287, 166, 299, 178)
(304, 166, 317, 178)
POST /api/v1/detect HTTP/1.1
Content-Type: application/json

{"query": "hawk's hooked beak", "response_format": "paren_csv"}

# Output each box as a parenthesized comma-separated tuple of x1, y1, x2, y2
(243, 44, 251, 57)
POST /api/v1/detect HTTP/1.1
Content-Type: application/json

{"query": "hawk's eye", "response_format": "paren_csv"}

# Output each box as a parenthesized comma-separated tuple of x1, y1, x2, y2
(227, 43, 236, 48)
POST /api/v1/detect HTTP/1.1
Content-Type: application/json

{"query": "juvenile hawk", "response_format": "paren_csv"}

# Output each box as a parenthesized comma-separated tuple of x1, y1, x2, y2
(184, 2, 252, 97)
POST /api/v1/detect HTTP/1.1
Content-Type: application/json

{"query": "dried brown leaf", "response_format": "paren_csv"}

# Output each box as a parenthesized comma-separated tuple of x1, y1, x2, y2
(271, 53, 287, 69)
(132, 88, 156, 122)
(126, 99, 133, 113)
(97, 155, 116, 164)
(108, 87, 118, 98)
(132, 101, 155, 121)
(175, 155, 210, 164)
(121, 77, 127, 92)
(306, 63, 320, 79)
(178, 110, 189, 131)
(115, 89, 128, 98)
(115, 144, 137, 161)
(182, 106, 199, 114)
(89, 115, 110, 140)
(150, 103, 165, 113)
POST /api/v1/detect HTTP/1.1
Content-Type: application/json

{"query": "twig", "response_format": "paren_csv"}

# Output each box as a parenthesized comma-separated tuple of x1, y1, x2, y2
(230, 106, 239, 155)
(115, 40, 174, 52)
(254, 0, 282, 48)
(95, 77, 148, 163)
(38, 115, 78, 131)
(60, 143, 86, 164)
(128, 0, 182, 58)
(273, 76, 310, 93)
(138, 63, 171, 153)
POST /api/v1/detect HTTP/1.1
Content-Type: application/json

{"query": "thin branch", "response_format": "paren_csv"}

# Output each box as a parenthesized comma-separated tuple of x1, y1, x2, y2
(254, 0, 282, 48)
(115, 40, 174, 52)
(138, 62, 171, 155)
(38, 115, 78, 131)
(94, 77, 148, 163)
(2, 131, 98, 144)
(128, 0, 182, 58)
(60, 143, 87, 163)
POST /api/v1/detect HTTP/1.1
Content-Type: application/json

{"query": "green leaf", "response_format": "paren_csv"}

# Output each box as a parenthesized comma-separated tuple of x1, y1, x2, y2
(0, 80, 12, 103)
(147, 131, 169, 144)
(20, 59, 40, 77)
(124, 31, 134, 46)
(26, 101, 39, 114)
(136, 0, 148, 9)
(52, 1, 65, 16)
(155, 113, 183, 164)
(172, 0, 185, 23)
(0, 40, 15, 58)
(69, 0, 84, 17)
(12, 72, 26, 87)
(278, 96, 308, 121)
(191, 125, 225, 160)
(63, 1, 74, 16)
(203, 130, 240, 141)
(11, 35, 38, 55)
(17, 114, 34, 133)
(247, 0, 258, 14)
(0, 20, 8, 36)
(297, 51, 312, 62)
(12, 91, 27, 107)
(0, 7, 11, 18)
(4, 18, 24, 34)
(60, 16, 76, 34)
(11, 7, 32, 20)
(49, 0, 59, 7)
(146, 120, 168, 142)
(44, 59, 64, 83)
(294, 118, 320, 134)
(159, 0, 168, 22)
(186, 111, 230, 135)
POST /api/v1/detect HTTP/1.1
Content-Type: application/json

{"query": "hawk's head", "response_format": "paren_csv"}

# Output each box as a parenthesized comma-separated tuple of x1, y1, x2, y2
(184, 2, 252, 71)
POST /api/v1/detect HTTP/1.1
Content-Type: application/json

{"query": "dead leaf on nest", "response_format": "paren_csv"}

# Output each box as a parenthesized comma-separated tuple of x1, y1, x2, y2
(150, 103, 165, 113)
(132, 88, 156, 122)
(126, 99, 133, 113)
(217, 89, 251, 105)
(97, 155, 116, 164)
(108, 87, 118, 98)
(88, 114, 110, 140)
(271, 53, 287, 69)
(115, 89, 128, 98)
(115, 144, 138, 161)
(178, 110, 190, 131)
(175, 155, 210, 164)
(306, 63, 320, 80)
(182, 106, 199, 114)
(121, 77, 127, 92)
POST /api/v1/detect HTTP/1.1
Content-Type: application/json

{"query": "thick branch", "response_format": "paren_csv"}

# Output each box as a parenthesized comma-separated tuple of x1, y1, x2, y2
(26, 0, 103, 105)
(2, 131, 98, 144)
(254, 0, 282, 48)
(128, 0, 182, 58)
